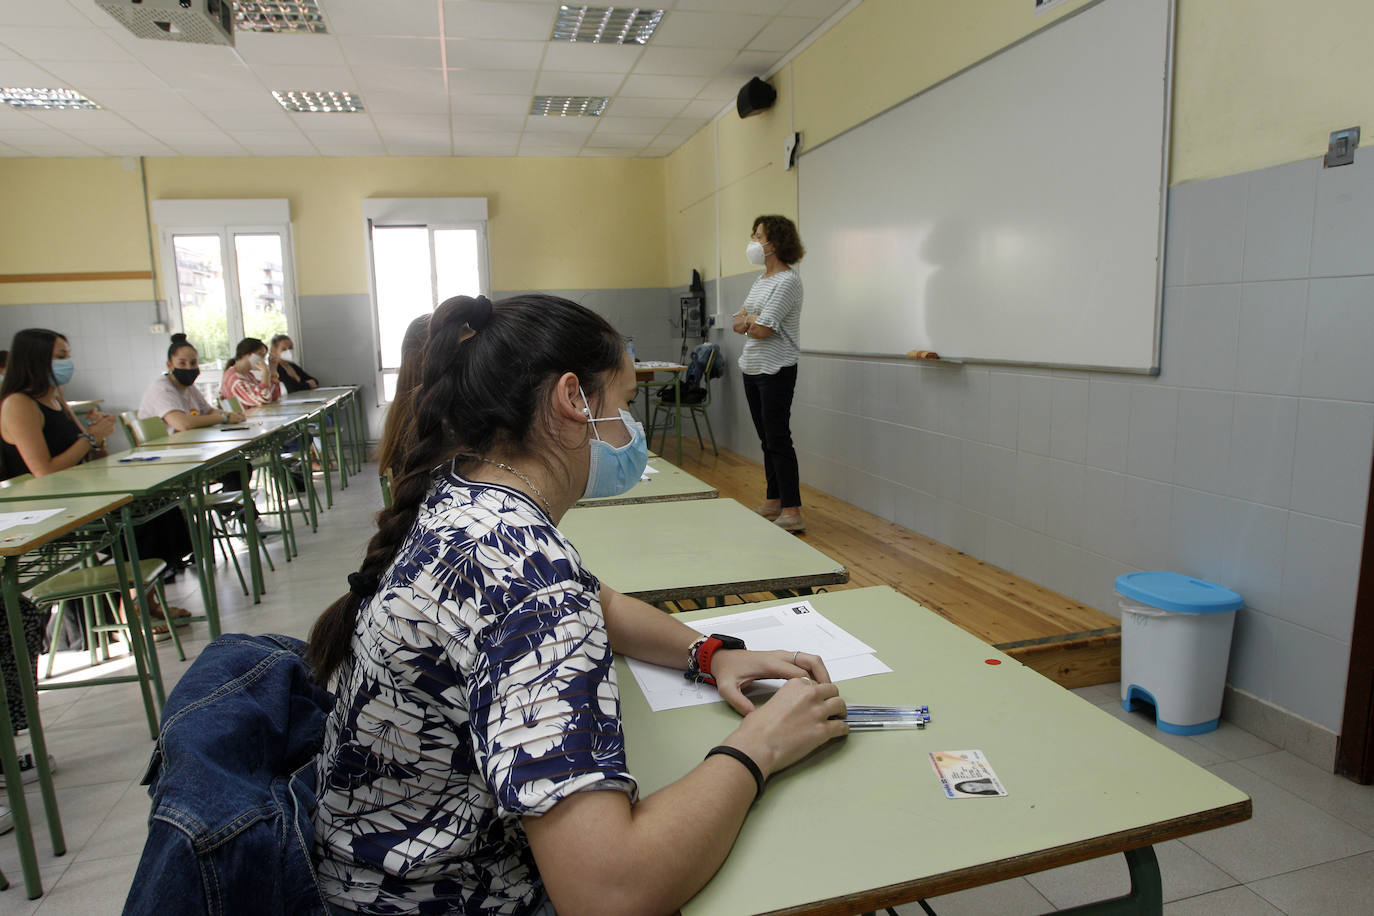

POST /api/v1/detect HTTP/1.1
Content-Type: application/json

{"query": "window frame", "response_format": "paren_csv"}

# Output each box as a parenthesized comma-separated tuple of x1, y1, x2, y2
(361, 197, 491, 406)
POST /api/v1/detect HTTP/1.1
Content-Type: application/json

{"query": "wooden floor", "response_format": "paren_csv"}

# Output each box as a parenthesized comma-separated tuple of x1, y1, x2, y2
(666, 444, 1120, 688)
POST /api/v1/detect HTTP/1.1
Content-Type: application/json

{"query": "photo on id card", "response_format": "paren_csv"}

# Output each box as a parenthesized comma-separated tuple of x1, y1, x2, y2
(929, 749, 1008, 799)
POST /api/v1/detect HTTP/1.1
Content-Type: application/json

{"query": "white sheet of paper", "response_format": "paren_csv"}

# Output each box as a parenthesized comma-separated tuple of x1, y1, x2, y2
(0, 507, 65, 533)
(625, 601, 891, 712)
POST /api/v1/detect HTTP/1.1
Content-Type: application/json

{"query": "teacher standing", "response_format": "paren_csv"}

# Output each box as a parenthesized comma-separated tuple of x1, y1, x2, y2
(733, 214, 806, 533)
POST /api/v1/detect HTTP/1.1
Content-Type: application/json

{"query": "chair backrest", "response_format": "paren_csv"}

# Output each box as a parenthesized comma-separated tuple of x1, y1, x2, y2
(221, 395, 244, 415)
(379, 468, 394, 507)
(122, 411, 168, 446)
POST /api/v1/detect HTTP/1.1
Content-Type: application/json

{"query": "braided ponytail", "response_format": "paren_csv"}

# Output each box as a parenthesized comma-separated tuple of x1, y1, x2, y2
(308, 294, 622, 685)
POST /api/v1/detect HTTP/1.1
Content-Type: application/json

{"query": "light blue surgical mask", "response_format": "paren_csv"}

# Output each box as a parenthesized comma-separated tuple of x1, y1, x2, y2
(51, 358, 75, 387)
(581, 388, 649, 499)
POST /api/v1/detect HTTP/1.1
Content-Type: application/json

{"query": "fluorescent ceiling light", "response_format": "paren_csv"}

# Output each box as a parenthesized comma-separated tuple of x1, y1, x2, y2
(236, 0, 328, 34)
(530, 96, 610, 117)
(552, 6, 664, 45)
(0, 88, 100, 110)
(272, 90, 364, 113)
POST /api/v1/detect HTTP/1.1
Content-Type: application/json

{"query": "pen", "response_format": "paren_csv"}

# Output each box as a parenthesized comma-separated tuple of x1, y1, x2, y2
(119, 456, 161, 463)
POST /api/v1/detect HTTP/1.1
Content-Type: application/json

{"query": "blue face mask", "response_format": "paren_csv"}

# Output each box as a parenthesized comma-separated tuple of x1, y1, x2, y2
(581, 388, 649, 499)
(51, 358, 75, 387)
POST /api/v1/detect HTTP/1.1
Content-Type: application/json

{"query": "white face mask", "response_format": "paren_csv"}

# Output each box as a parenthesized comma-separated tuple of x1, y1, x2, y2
(279, 349, 293, 361)
(746, 240, 767, 266)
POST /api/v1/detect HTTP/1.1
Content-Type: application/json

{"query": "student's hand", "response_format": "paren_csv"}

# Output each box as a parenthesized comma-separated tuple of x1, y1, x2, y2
(225, 410, 246, 424)
(722, 677, 848, 778)
(710, 649, 833, 715)
(88, 414, 117, 440)
(306, 379, 318, 389)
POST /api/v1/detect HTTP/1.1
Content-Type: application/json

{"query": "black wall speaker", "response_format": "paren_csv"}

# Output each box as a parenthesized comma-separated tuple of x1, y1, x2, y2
(736, 77, 777, 119)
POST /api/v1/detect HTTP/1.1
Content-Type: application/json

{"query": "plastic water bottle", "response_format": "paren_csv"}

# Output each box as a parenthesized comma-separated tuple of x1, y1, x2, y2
(625, 337, 637, 362)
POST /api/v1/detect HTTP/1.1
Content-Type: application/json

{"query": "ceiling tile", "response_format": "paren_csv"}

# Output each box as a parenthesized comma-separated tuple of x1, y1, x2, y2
(449, 94, 530, 115)
(290, 112, 376, 132)
(358, 90, 452, 115)
(316, 134, 388, 157)
(449, 129, 522, 145)
(0, 60, 67, 88)
(79, 129, 175, 156)
(696, 76, 742, 101)
(323, 0, 442, 37)
(140, 56, 260, 93)
(0, 40, 17, 60)
(445, 39, 546, 71)
(747, 16, 822, 52)
(633, 47, 735, 77)
(0, 143, 26, 156)
(352, 68, 447, 94)
(370, 112, 452, 133)
(579, 148, 638, 157)
(619, 73, 708, 99)
(254, 65, 358, 91)
(156, 131, 248, 156)
(442, 1, 557, 41)
(540, 43, 643, 75)
(783, 0, 851, 18)
(204, 108, 295, 131)
(0, 0, 95, 28)
(22, 108, 133, 130)
(43, 61, 168, 91)
(452, 138, 519, 156)
(521, 118, 597, 138)
(663, 113, 713, 133)
(721, 50, 780, 78)
(674, 0, 789, 13)
(604, 96, 687, 118)
(587, 133, 659, 150)
(0, 104, 37, 126)
(447, 69, 536, 95)
(0, 26, 130, 61)
(339, 36, 443, 69)
(180, 90, 284, 113)
(533, 71, 624, 97)
(449, 114, 527, 132)
(120, 108, 220, 133)
(75, 89, 186, 112)
(518, 143, 585, 158)
(382, 133, 454, 156)
(232, 33, 347, 68)
(594, 116, 671, 133)
(679, 98, 728, 119)
(653, 11, 770, 50)
(233, 130, 319, 156)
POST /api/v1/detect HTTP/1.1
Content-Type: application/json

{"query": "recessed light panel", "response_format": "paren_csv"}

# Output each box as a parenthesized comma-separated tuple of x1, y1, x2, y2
(552, 6, 664, 45)
(0, 88, 101, 110)
(530, 96, 610, 117)
(237, 1, 329, 34)
(272, 90, 364, 113)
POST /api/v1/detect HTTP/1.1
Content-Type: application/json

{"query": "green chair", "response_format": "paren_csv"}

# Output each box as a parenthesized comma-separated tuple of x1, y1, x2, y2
(650, 346, 719, 456)
(379, 468, 394, 508)
(32, 557, 173, 738)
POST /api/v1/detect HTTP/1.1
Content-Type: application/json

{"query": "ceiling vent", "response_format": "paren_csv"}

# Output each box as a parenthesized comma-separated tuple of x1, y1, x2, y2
(95, 0, 236, 47)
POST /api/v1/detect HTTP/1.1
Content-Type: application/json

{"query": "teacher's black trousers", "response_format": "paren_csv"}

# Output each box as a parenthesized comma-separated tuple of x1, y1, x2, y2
(742, 363, 801, 508)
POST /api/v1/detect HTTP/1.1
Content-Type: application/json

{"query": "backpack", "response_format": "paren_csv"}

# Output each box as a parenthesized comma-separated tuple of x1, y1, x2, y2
(658, 343, 722, 405)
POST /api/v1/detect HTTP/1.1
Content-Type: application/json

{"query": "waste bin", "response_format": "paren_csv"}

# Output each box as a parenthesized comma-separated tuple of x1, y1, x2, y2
(1115, 571, 1243, 736)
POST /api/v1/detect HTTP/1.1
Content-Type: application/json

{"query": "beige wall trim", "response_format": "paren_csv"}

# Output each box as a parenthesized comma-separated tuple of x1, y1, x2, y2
(0, 271, 154, 284)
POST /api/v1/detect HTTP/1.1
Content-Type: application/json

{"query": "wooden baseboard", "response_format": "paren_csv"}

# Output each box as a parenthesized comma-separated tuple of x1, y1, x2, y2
(0, 271, 153, 284)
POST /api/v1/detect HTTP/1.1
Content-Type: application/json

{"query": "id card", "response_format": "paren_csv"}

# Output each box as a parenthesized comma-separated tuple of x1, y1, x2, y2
(928, 749, 1008, 799)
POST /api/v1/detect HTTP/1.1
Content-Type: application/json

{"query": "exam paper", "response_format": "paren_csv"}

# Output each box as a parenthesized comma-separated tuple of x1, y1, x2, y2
(0, 507, 65, 533)
(626, 600, 892, 712)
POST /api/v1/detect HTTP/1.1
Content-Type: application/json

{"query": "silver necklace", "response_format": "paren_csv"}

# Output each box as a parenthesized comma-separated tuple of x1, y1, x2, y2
(469, 456, 552, 516)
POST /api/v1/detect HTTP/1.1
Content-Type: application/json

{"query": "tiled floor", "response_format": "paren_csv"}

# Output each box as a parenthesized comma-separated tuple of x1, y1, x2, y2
(2, 466, 1372, 915)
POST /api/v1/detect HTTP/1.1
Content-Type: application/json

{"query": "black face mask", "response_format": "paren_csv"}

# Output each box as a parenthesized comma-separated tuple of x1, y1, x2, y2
(171, 367, 200, 387)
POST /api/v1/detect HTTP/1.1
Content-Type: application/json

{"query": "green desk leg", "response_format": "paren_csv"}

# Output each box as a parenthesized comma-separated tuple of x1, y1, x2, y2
(119, 506, 168, 709)
(317, 413, 335, 509)
(107, 520, 162, 733)
(2, 556, 65, 865)
(1056, 847, 1163, 915)
(0, 559, 47, 898)
(671, 370, 683, 465)
(240, 453, 263, 611)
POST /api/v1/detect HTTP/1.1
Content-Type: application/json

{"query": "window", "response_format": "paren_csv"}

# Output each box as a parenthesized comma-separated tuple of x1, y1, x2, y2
(153, 199, 299, 405)
(362, 198, 490, 403)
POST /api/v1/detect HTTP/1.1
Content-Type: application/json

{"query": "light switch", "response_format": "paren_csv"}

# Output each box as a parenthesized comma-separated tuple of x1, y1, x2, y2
(1324, 126, 1359, 168)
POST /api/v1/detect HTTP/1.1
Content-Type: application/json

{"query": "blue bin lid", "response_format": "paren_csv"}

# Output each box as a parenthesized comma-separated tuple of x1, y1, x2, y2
(1115, 571, 1242, 614)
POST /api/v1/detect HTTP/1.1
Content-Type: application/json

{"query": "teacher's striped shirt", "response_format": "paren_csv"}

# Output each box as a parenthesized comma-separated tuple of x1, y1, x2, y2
(739, 268, 803, 376)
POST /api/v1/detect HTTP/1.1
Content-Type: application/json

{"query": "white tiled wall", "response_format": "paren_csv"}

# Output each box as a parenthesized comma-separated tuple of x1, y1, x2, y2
(704, 153, 1374, 734)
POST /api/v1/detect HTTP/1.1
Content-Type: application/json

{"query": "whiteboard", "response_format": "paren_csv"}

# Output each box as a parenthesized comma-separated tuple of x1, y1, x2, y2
(797, 0, 1172, 371)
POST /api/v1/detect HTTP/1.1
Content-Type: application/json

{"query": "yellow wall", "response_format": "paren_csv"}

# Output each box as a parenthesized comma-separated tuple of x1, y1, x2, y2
(665, 0, 1374, 287)
(2, 154, 667, 304)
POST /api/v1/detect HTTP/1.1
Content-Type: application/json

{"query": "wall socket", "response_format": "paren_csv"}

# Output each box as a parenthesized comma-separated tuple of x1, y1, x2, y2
(1325, 126, 1359, 168)
(150, 322, 167, 334)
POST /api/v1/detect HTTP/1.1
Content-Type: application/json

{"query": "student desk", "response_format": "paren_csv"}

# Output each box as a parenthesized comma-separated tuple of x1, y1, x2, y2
(634, 362, 687, 464)
(576, 456, 718, 507)
(160, 414, 299, 443)
(618, 587, 1251, 915)
(250, 392, 355, 503)
(0, 494, 145, 899)
(558, 498, 847, 604)
(298, 385, 366, 472)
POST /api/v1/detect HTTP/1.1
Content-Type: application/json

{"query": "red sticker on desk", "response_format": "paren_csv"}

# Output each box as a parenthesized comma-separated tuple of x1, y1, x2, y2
(984, 659, 1002, 665)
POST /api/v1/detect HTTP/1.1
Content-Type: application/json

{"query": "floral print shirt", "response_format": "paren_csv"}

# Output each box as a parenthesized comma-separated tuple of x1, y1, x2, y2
(313, 465, 636, 915)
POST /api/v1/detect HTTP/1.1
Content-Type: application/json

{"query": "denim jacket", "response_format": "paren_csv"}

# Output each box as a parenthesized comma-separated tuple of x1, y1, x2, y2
(124, 634, 335, 916)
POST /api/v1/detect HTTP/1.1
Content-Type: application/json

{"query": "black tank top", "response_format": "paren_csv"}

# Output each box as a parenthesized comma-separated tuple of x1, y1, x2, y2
(1, 397, 82, 481)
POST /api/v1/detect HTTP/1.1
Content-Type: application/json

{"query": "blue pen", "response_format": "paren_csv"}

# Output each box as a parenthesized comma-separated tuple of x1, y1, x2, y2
(119, 456, 161, 463)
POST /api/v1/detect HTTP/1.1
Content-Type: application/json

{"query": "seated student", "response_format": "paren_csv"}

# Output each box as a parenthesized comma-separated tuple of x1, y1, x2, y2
(221, 337, 281, 409)
(269, 334, 318, 394)
(374, 313, 430, 484)
(139, 333, 245, 433)
(310, 295, 848, 915)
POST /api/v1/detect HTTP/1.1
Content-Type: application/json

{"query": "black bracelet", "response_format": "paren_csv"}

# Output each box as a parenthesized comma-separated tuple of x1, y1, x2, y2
(705, 745, 765, 803)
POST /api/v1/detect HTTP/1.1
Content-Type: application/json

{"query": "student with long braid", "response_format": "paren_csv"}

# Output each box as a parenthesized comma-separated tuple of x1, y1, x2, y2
(309, 294, 848, 916)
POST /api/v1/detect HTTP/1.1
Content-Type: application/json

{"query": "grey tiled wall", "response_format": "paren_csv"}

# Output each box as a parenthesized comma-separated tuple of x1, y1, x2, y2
(704, 153, 1373, 734)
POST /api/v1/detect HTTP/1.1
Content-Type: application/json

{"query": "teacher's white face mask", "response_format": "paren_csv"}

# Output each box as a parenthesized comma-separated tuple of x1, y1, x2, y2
(746, 240, 767, 266)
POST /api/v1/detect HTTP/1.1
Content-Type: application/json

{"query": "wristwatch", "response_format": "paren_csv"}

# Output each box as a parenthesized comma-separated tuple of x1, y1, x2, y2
(685, 633, 747, 686)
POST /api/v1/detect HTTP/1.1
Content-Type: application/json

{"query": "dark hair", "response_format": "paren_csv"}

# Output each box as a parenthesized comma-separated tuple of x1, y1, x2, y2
(227, 337, 266, 369)
(0, 350, 7, 371)
(0, 328, 67, 401)
(307, 294, 625, 684)
(270, 334, 292, 349)
(753, 214, 805, 264)
(167, 332, 196, 360)
(375, 313, 431, 478)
